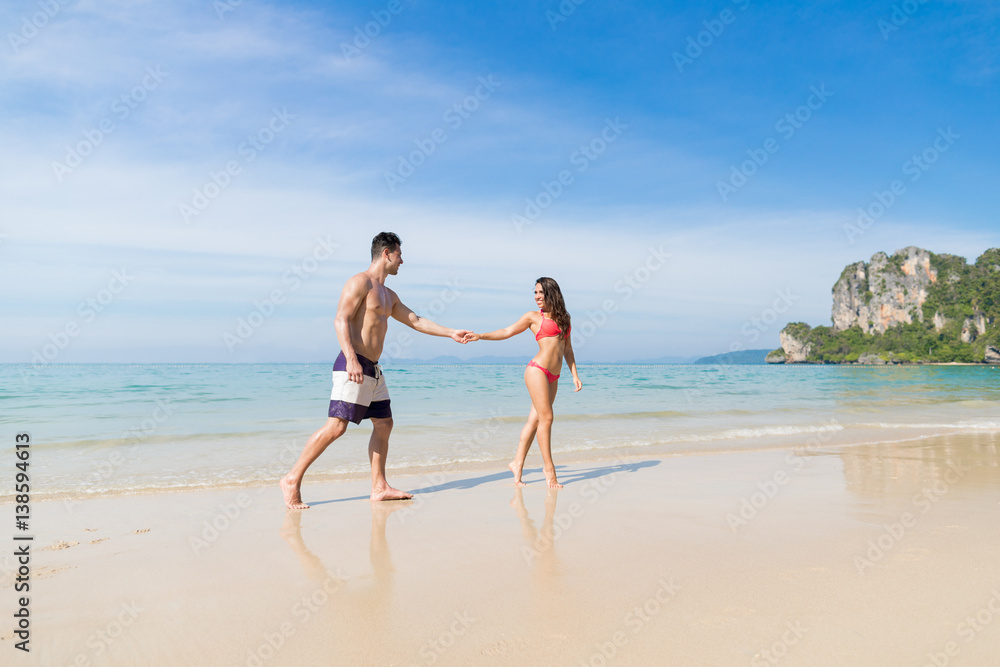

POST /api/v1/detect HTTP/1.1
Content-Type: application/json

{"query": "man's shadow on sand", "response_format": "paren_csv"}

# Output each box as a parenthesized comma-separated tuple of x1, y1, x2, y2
(310, 459, 660, 505)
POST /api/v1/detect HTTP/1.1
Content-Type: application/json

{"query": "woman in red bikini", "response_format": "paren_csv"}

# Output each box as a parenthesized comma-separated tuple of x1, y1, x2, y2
(467, 277, 583, 488)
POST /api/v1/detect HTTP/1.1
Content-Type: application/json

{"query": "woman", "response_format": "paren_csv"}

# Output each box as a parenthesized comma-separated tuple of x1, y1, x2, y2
(468, 277, 582, 488)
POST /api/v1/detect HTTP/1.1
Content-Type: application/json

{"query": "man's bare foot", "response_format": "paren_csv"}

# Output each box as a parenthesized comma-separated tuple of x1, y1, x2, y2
(508, 460, 526, 486)
(543, 468, 563, 489)
(371, 485, 413, 501)
(280, 474, 310, 510)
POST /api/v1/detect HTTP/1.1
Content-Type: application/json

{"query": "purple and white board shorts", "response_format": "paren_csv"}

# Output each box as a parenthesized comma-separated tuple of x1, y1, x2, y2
(328, 352, 391, 424)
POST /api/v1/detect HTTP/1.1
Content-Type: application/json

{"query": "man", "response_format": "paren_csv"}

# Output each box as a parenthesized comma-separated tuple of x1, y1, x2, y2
(280, 232, 471, 509)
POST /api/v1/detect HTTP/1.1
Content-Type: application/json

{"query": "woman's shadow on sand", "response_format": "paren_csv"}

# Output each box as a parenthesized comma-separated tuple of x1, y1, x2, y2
(310, 459, 660, 505)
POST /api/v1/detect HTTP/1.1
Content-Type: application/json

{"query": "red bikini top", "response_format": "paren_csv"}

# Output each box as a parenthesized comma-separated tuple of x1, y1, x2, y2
(535, 310, 569, 341)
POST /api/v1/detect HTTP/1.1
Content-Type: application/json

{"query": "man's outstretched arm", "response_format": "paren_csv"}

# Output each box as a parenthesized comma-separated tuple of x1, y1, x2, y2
(390, 298, 469, 343)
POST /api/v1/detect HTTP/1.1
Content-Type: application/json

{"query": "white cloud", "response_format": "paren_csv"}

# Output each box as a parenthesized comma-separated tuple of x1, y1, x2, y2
(3, 1, 998, 362)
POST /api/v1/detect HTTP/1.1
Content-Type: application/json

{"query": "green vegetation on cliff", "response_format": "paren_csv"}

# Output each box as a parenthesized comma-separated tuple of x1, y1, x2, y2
(776, 248, 1000, 363)
(774, 321, 993, 363)
(924, 248, 1000, 321)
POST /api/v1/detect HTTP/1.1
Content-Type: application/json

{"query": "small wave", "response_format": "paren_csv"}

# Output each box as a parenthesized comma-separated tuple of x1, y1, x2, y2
(557, 410, 691, 421)
(22, 430, 306, 451)
(854, 421, 1000, 431)
(546, 423, 846, 453)
(649, 423, 845, 444)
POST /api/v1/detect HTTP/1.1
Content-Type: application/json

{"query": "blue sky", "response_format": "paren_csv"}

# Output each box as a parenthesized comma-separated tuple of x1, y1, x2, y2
(1, 0, 998, 363)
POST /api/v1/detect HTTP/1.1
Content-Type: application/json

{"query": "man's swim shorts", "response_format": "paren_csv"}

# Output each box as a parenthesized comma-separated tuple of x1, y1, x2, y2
(328, 352, 391, 424)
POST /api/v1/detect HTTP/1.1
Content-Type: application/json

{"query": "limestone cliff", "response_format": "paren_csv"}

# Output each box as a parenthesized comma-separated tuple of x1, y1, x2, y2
(831, 246, 937, 334)
(778, 328, 811, 363)
(772, 247, 1000, 364)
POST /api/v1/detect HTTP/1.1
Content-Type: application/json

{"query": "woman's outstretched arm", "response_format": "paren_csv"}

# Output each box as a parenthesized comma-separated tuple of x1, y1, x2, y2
(468, 312, 535, 341)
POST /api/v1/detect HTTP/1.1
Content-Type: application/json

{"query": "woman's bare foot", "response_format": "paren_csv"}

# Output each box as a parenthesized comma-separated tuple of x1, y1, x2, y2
(371, 484, 413, 501)
(280, 474, 310, 509)
(508, 460, 526, 486)
(543, 467, 563, 489)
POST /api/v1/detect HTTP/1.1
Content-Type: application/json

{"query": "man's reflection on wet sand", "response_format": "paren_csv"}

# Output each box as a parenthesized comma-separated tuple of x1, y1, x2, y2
(278, 502, 410, 660)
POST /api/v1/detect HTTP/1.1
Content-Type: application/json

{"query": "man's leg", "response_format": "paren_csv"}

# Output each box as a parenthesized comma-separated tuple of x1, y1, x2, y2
(368, 417, 413, 501)
(280, 417, 349, 509)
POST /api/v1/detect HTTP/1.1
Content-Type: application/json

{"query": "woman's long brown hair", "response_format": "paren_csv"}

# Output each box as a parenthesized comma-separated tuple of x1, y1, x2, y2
(536, 277, 571, 338)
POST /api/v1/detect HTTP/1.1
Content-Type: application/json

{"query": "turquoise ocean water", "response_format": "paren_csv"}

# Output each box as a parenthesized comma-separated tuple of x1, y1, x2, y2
(2, 363, 999, 501)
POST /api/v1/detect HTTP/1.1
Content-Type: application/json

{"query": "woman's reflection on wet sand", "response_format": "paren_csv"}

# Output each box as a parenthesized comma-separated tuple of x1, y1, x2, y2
(511, 485, 566, 637)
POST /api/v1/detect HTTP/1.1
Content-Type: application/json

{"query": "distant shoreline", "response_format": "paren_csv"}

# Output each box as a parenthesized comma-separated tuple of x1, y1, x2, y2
(771, 361, 995, 367)
(3, 360, 997, 367)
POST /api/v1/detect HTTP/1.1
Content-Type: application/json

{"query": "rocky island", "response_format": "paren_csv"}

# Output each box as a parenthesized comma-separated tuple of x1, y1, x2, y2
(767, 246, 1000, 364)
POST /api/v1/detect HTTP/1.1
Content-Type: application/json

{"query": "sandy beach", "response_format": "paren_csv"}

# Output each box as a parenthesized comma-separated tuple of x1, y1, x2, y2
(7, 0, 999, 664)
(5, 431, 1000, 666)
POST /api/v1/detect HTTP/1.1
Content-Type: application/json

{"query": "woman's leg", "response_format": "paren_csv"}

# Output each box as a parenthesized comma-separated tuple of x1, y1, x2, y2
(509, 403, 539, 486)
(525, 365, 562, 488)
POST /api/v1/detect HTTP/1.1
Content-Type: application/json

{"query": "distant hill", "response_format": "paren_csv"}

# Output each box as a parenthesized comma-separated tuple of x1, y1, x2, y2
(694, 349, 773, 365)
(626, 355, 700, 364)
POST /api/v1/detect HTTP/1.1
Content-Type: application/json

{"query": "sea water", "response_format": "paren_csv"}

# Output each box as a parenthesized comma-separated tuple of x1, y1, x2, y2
(2, 363, 999, 500)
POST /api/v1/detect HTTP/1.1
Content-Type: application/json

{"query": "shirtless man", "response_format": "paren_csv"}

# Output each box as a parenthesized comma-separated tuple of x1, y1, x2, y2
(280, 232, 471, 509)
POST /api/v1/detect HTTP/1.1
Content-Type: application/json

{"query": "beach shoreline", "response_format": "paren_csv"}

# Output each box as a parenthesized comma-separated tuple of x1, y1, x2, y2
(7, 431, 1000, 665)
(7, 363, 1000, 505)
(5, 418, 990, 504)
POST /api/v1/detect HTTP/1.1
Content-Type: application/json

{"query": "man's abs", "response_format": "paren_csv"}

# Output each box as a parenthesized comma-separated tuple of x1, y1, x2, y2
(349, 311, 390, 361)
(343, 279, 394, 361)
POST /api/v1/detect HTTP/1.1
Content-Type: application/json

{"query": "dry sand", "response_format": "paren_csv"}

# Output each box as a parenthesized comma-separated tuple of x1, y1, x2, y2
(4, 431, 1000, 666)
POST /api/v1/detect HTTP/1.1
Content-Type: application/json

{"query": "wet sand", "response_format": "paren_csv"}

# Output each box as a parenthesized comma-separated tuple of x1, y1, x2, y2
(4, 431, 1000, 666)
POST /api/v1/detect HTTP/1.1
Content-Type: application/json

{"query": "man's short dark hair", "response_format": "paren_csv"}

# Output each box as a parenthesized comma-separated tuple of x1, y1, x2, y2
(371, 232, 401, 261)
